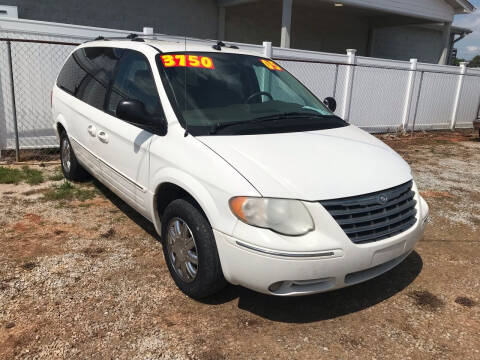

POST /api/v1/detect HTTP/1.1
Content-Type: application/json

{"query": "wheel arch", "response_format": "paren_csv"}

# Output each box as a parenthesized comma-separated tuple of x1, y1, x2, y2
(151, 169, 229, 236)
(54, 114, 69, 139)
(155, 182, 209, 225)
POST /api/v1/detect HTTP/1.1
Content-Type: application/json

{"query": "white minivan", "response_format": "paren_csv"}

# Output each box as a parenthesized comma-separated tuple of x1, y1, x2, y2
(52, 37, 429, 298)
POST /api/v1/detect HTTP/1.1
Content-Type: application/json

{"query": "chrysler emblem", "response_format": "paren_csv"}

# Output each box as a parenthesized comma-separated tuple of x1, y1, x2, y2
(378, 194, 388, 204)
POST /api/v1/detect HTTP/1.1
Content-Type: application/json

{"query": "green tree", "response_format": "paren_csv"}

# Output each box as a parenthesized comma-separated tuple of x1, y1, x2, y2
(452, 57, 467, 66)
(467, 55, 480, 68)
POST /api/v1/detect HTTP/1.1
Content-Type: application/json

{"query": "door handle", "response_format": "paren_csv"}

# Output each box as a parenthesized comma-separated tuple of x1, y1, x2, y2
(97, 131, 109, 144)
(87, 125, 96, 137)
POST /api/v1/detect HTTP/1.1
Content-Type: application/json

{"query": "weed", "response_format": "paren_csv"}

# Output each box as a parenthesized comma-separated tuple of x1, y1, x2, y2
(0, 165, 44, 185)
(21, 166, 44, 185)
(77, 203, 92, 208)
(76, 187, 99, 201)
(44, 181, 75, 201)
(43, 181, 98, 202)
(48, 169, 64, 181)
(0, 166, 24, 184)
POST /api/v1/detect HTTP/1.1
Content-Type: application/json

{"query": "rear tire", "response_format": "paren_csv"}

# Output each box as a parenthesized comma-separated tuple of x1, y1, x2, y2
(59, 130, 89, 181)
(161, 198, 226, 299)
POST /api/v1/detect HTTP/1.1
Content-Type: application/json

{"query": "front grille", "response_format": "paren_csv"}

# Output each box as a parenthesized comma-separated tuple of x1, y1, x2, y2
(320, 181, 417, 244)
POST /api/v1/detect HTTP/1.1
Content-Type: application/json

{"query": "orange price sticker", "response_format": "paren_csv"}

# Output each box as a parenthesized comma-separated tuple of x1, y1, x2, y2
(161, 54, 215, 69)
(260, 59, 283, 71)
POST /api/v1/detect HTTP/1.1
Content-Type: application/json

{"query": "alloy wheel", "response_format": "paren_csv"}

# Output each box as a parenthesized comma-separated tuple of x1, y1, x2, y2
(166, 217, 199, 283)
(61, 137, 71, 173)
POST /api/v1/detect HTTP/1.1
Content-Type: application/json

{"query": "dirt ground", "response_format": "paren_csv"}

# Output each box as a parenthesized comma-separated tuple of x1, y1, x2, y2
(0, 130, 479, 360)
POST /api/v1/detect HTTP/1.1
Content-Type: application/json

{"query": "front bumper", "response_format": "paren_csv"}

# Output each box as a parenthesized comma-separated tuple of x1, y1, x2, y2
(214, 194, 429, 296)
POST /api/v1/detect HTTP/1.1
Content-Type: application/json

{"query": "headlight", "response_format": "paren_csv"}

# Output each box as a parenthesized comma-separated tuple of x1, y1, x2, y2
(229, 197, 314, 236)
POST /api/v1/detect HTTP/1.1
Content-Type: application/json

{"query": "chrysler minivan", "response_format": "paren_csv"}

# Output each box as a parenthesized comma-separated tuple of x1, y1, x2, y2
(52, 38, 429, 298)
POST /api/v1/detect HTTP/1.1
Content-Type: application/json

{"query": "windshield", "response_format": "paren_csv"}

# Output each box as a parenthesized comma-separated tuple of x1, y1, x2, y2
(156, 52, 347, 135)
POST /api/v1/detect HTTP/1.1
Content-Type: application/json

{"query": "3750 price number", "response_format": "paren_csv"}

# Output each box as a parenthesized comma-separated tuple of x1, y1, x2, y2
(161, 54, 215, 69)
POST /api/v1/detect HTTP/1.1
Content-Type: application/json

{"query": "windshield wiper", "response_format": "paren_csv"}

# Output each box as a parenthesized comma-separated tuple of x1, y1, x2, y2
(252, 111, 333, 121)
(209, 112, 334, 134)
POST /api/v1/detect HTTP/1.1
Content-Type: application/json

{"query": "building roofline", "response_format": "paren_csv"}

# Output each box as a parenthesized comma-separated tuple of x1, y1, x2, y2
(446, 0, 476, 14)
(451, 25, 473, 34)
(420, 22, 473, 34)
(457, 0, 476, 13)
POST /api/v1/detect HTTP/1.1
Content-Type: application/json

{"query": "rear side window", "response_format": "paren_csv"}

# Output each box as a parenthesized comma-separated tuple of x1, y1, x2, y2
(57, 51, 87, 95)
(106, 49, 162, 118)
(57, 47, 122, 110)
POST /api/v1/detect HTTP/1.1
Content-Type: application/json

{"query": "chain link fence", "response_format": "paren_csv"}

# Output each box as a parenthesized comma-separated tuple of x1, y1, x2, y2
(0, 38, 79, 162)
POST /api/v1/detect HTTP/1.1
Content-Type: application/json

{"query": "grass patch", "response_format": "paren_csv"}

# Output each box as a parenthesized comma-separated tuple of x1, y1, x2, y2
(0, 166, 24, 184)
(21, 166, 44, 185)
(48, 168, 64, 181)
(43, 181, 98, 202)
(0, 165, 44, 185)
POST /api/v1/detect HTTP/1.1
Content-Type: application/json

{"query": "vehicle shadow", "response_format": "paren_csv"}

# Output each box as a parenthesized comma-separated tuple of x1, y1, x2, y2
(92, 179, 423, 323)
(203, 251, 423, 323)
(93, 179, 160, 241)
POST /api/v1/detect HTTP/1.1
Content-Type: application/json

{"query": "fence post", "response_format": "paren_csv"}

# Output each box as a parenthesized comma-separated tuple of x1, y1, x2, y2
(450, 61, 467, 130)
(477, 97, 480, 120)
(143, 27, 154, 35)
(342, 49, 356, 122)
(6, 41, 20, 162)
(411, 71, 424, 132)
(262, 41, 273, 94)
(401, 58, 418, 131)
(263, 41, 273, 58)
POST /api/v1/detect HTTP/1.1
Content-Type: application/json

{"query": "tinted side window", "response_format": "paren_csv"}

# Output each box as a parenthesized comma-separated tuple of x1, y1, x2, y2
(75, 47, 121, 110)
(107, 50, 163, 119)
(57, 51, 87, 95)
(57, 47, 122, 110)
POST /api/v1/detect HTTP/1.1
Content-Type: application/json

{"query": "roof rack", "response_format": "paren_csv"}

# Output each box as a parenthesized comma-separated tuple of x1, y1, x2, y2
(88, 34, 241, 50)
(87, 33, 157, 43)
(212, 40, 240, 51)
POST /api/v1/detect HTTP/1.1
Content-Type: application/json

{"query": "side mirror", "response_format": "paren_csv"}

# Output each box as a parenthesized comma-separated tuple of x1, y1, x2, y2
(323, 97, 337, 112)
(117, 99, 148, 124)
(116, 99, 167, 136)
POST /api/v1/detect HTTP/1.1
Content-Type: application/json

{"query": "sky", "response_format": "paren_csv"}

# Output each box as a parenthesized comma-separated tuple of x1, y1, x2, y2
(453, 0, 480, 59)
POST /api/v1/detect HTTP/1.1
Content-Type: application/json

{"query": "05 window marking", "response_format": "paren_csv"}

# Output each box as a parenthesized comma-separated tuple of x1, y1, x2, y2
(161, 54, 215, 69)
(260, 59, 283, 71)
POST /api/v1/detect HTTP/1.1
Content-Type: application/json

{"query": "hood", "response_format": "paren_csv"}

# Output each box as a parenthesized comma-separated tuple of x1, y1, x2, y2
(198, 125, 412, 201)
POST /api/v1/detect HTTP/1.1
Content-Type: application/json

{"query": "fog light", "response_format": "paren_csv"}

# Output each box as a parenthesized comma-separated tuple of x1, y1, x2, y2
(268, 281, 283, 293)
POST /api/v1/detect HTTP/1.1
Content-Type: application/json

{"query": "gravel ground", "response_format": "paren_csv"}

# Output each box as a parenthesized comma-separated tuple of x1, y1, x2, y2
(0, 130, 479, 360)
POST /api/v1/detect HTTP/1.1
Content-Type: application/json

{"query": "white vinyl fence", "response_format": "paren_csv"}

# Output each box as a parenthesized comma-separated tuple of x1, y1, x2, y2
(1, 18, 480, 161)
(272, 47, 480, 132)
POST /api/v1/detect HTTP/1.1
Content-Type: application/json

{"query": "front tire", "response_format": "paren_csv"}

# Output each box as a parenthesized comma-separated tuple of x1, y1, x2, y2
(59, 131, 89, 181)
(161, 199, 226, 299)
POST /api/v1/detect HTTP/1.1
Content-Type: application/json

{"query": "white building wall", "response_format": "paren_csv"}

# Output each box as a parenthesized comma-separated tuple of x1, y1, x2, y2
(291, 6, 370, 55)
(226, 0, 370, 55)
(372, 26, 445, 63)
(337, 0, 455, 22)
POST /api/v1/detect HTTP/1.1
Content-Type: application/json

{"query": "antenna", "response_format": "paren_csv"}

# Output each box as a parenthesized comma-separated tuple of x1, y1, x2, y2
(184, 35, 189, 137)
